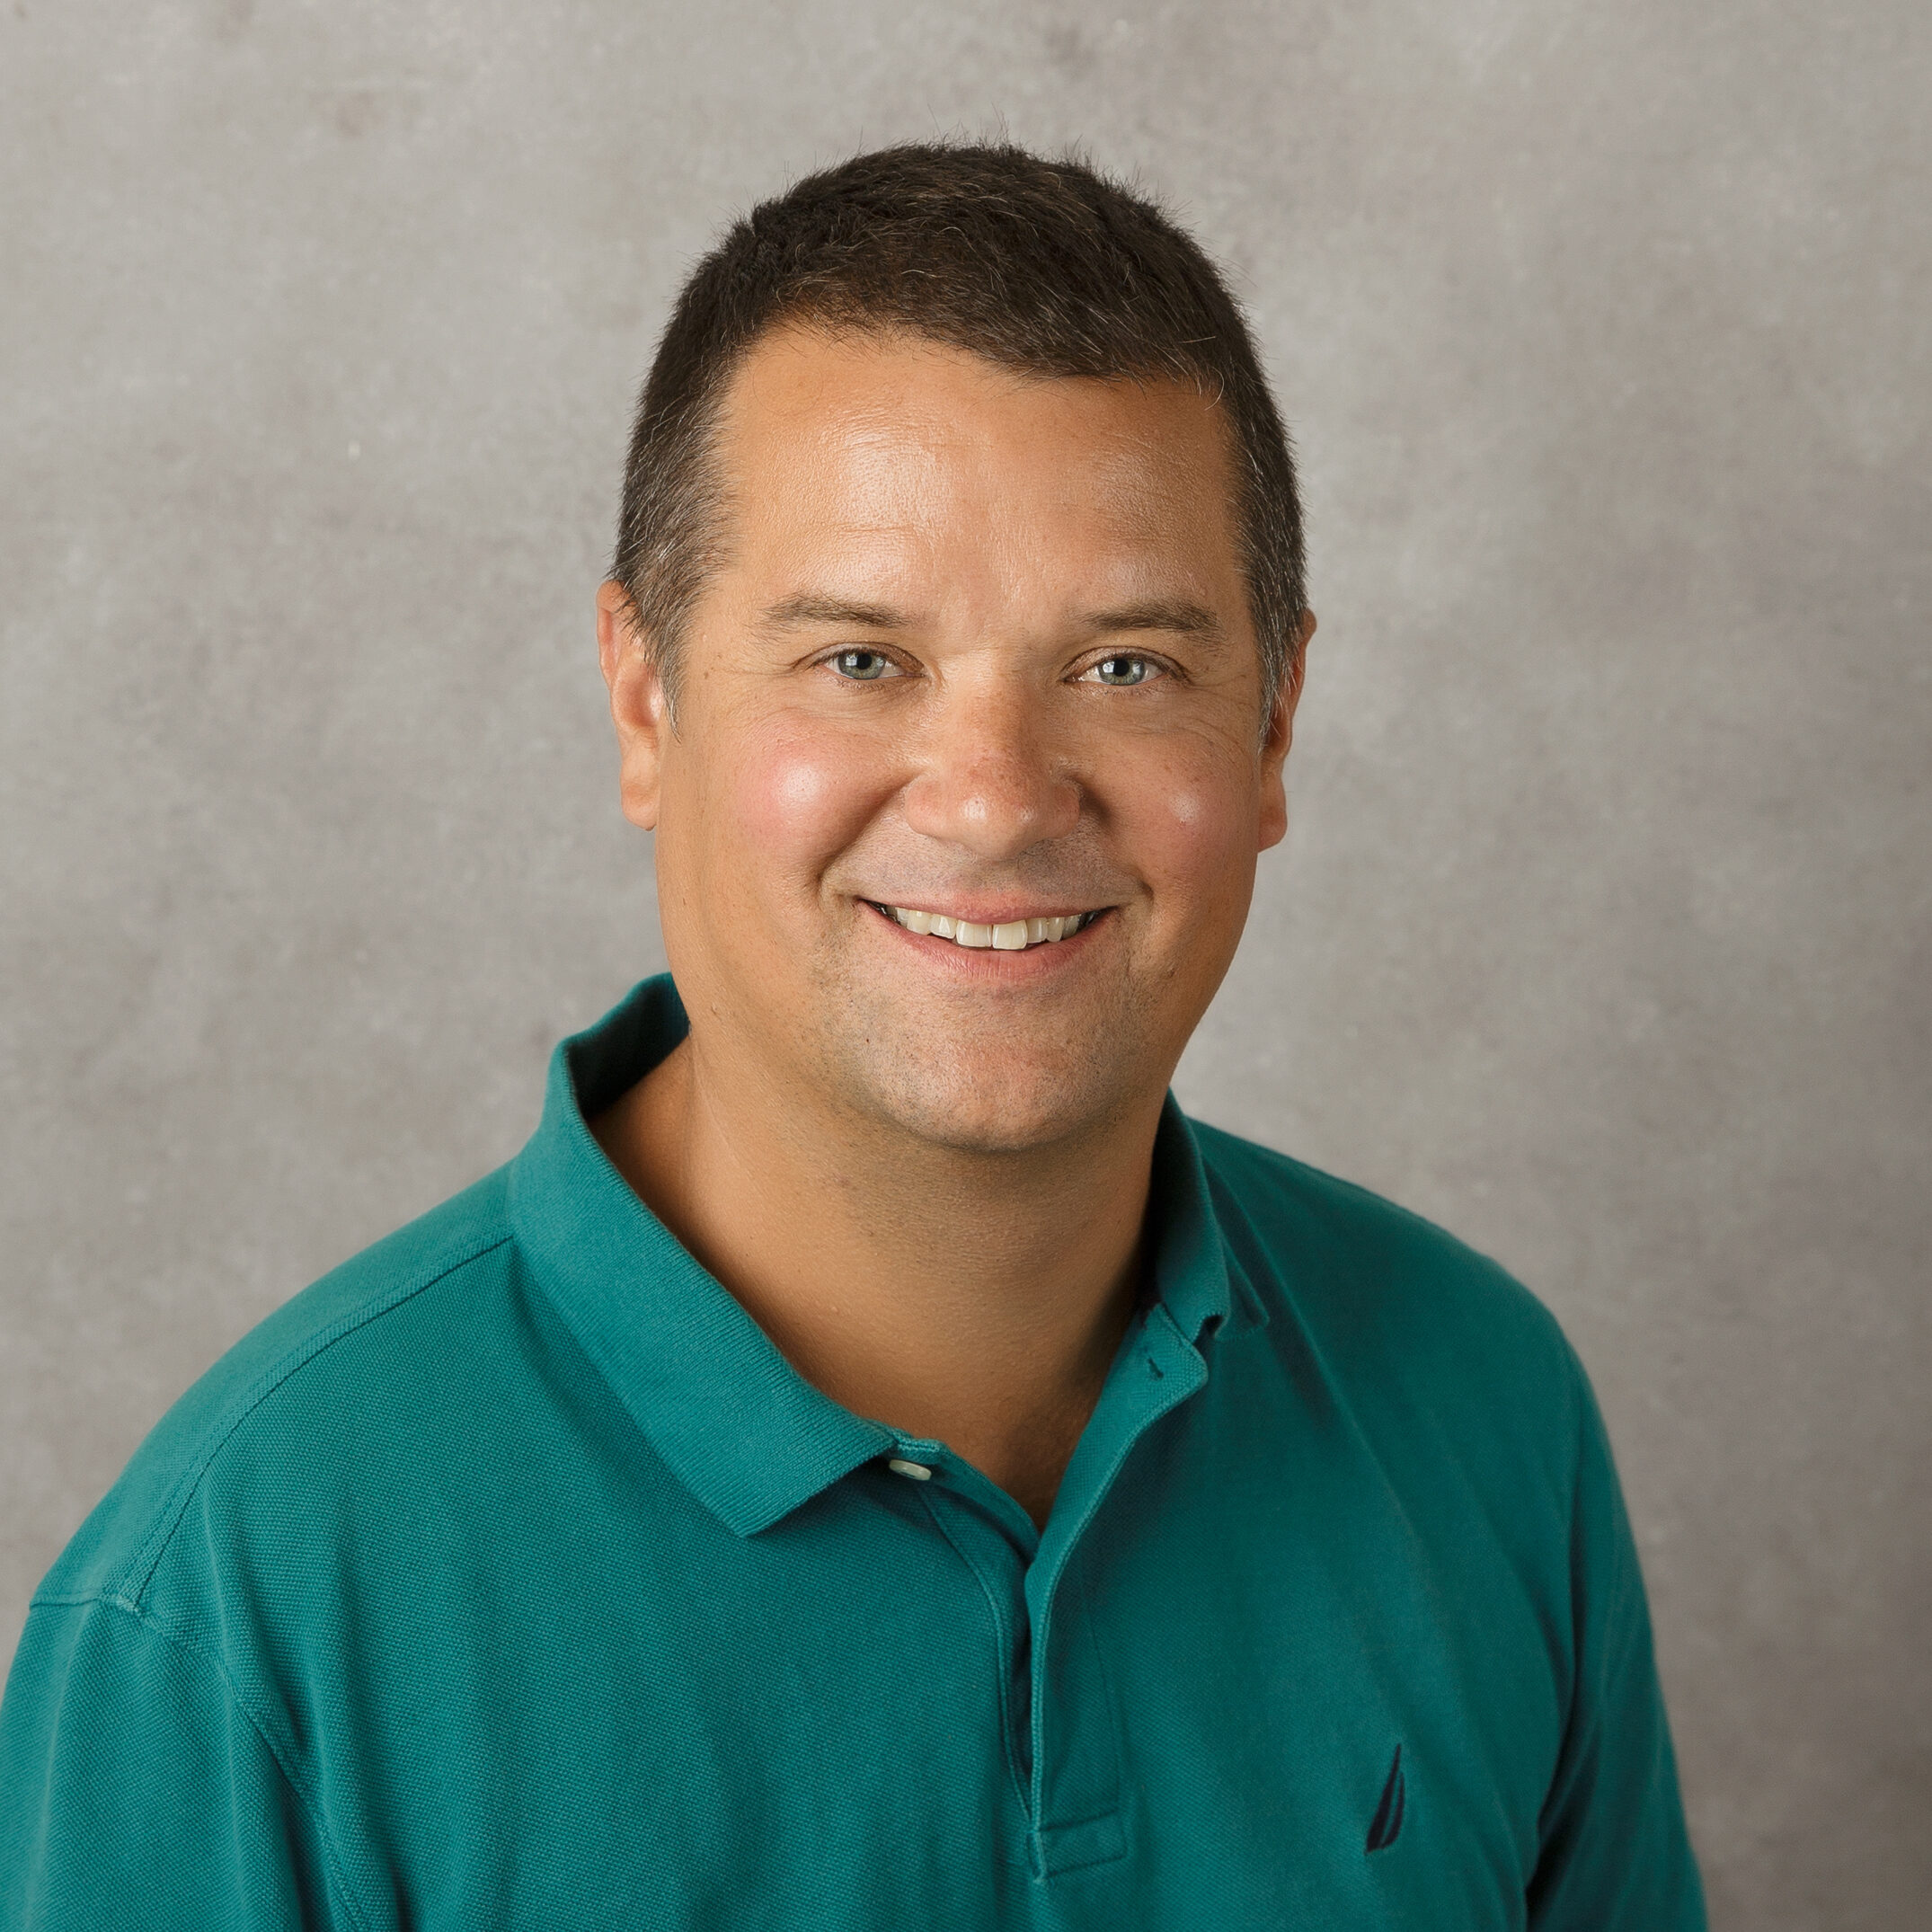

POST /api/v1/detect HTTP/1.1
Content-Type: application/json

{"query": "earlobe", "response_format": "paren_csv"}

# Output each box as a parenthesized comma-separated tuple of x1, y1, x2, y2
(597, 580, 668, 832)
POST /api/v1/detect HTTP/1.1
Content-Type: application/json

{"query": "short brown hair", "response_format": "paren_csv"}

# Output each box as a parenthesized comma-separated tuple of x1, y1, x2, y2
(613, 141, 1307, 713)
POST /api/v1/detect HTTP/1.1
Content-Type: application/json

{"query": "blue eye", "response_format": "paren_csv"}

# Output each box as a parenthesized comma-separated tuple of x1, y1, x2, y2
(1089, 654, 1154, 687)
(831, 650, 894, 681)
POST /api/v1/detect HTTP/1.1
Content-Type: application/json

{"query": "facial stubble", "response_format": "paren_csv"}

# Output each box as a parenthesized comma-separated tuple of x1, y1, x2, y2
(800, 911, 1170, 1161)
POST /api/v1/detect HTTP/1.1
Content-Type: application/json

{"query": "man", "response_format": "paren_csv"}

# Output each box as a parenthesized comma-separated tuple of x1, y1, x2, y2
(0, 144, 1704, 1928)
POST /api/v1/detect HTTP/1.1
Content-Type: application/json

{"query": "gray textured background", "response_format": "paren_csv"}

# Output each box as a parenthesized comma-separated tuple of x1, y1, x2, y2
(3, 2, 1927, 1924)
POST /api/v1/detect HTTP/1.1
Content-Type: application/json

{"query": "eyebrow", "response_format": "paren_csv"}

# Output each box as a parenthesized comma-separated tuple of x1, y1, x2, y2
(758, 595, 909, 632)
(757, 593, 1226, 641)
(1081, 598, 1225, 642)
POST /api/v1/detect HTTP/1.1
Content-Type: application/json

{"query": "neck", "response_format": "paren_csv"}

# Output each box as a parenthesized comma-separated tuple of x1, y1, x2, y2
(590, 1029, 1163, 1529)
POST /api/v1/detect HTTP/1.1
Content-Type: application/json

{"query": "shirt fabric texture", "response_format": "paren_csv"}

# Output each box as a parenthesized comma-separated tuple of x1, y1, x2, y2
(0, 975, 1706, 1929)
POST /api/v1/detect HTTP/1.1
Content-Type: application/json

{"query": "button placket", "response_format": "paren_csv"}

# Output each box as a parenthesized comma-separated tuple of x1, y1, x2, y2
(907, 1462, 1040, 1857)
(1021, 1301, 1208, 1876)
(872, 1305, 1214, 1885)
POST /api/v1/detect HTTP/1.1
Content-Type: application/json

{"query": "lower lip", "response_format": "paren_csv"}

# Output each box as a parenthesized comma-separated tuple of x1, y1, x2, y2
(865, 902, 1110, 978)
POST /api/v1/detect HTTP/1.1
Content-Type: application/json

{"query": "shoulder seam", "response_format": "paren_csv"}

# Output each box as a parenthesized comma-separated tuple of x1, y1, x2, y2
(72, 1591, 377, 1932)
(113, 1226, 515, 1608)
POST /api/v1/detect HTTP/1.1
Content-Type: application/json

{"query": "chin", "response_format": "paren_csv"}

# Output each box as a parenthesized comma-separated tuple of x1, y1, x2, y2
(836, 1041, 1138, 1157)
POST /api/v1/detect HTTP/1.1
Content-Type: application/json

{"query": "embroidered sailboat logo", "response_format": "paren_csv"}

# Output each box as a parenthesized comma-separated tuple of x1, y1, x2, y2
(1365, 1743, 1406, 1853)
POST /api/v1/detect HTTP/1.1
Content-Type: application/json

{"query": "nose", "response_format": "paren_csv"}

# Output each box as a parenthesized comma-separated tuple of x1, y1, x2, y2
(900, 680, 1081, 861)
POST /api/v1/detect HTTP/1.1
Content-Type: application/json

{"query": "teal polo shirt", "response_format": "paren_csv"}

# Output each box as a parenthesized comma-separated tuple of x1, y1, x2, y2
(1, 977, 1704, 1929)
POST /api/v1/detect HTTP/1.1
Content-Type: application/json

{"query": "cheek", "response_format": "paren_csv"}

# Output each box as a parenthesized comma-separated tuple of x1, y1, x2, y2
(716, 722, 891, 896)
(1123, 751, 1259, 917)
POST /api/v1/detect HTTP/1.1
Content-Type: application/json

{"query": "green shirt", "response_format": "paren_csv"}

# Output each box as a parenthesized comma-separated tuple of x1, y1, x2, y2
(1, 976, 1703, 1929)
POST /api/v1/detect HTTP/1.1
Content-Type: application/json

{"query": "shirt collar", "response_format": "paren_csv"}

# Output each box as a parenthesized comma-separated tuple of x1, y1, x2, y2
(510, 975, 1266, 1538)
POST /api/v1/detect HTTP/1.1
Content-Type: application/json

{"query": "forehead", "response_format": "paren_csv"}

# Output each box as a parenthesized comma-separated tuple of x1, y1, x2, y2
(707, 328, 1243, 603)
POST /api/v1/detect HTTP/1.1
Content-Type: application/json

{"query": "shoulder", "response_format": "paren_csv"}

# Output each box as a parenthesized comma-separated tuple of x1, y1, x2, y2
(1191, 1116, 1588, 1440)
(34, 1167, 519, 1612)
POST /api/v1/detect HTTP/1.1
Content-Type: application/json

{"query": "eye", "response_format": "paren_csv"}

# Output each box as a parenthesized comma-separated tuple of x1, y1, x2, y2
(828, 649, 900, 682)
(1082, 653, 1161, 687)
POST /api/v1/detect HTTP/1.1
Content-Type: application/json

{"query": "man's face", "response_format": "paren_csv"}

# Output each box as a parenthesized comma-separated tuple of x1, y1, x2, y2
(602, 328, 1302, 1155)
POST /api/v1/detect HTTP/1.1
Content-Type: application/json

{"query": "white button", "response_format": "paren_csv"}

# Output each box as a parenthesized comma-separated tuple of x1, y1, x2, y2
(887, 1458, 932, 1481)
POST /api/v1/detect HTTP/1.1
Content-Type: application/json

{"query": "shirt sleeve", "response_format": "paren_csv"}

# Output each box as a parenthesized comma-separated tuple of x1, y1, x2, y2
(0, 1594, 356, 1932)
(1526, 1364, 1707, 1931)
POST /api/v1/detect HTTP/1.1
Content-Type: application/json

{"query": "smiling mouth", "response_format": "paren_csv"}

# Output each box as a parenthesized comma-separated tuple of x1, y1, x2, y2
(869, 902, 1105, 952)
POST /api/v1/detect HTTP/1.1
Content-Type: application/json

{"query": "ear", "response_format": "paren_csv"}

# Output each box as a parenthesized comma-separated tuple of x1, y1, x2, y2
(1256, 609, 1315, 853)
(598, 579, 670, 832)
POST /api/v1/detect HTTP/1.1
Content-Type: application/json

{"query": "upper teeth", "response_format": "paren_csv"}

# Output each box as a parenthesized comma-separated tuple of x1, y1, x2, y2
(882, 906, 1093, 950)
